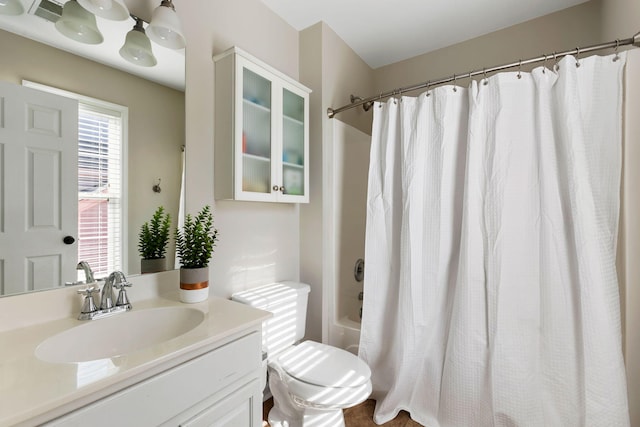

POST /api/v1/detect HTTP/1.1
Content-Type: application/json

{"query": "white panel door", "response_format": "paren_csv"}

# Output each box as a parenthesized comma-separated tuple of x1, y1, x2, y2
(0, 81, 78, 295)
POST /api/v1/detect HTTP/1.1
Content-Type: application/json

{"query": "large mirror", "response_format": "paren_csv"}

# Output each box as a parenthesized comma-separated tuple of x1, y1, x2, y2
(0, 0, 185, 297)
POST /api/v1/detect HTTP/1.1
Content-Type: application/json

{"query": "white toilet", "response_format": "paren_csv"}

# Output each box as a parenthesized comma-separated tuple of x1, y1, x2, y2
(232, 281, 372, 427)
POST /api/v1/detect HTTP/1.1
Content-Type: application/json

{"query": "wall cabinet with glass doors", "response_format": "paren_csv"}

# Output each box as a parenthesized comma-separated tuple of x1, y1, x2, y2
(214, 47, 311, 203)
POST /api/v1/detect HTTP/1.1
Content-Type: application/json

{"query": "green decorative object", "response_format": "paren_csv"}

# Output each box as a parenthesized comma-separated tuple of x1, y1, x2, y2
(175, 205, 219, 269)
(138, 206, 171, 260)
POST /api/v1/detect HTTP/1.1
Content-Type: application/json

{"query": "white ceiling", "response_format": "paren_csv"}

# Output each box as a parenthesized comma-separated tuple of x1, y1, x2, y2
(260, 0, 590, 69)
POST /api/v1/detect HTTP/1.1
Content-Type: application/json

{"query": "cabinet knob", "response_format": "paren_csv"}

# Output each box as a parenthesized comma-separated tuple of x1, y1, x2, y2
(279, 186, 285, 192)
(272, 185, 279, 191)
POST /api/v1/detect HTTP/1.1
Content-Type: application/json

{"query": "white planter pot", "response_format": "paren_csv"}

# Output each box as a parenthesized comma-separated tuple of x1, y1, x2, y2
(179, 267, 209, 303)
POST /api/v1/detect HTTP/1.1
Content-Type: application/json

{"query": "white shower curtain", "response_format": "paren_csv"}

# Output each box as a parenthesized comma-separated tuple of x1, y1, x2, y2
(359, 53, 629, 426)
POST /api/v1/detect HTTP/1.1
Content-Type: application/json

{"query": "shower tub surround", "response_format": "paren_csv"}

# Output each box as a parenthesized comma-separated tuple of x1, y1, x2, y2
(0, 270, 270, 426)
(325, 120, 370, 355)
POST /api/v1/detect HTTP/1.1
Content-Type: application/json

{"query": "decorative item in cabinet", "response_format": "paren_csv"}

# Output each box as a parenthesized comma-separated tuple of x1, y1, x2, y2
(214, 46, 311, 203)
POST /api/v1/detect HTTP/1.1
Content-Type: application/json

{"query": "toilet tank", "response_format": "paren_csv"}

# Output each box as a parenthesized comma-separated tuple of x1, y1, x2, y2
(232, 281, 310, 357)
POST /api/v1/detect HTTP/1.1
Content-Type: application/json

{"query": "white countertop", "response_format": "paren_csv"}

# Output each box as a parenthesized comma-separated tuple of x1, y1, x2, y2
(0, 286, 271, 427)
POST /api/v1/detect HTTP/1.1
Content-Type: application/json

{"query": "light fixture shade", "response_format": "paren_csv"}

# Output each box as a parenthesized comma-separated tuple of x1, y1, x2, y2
(119, 23, 157, 67)
(0, 0, 25, 15)
(55, 0, 103, 45)
(77, 0, 129, 21)
(147, 0, 185, 50)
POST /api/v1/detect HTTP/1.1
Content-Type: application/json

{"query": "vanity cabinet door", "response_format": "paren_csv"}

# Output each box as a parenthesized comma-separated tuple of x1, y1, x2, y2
(43, 332, 262, 427)
(214, 47, 310, 203)
(179, 379, 260, 427)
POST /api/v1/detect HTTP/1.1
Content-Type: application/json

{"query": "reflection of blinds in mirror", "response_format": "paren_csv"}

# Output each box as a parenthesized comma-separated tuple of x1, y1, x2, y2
(77, 103, 123, 279)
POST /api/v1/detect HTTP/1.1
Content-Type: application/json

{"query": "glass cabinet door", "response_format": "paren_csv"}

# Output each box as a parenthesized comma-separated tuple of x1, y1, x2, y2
(214, 47, 310, 203)
(241, 68, 272, 194)
(281, 88, 305, 197)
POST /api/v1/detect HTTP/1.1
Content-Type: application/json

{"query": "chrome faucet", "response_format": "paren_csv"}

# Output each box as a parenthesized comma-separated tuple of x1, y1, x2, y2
(78, 270, 132, 320)
(101, 270, 132, 310)
(100, 272, 115, 310)
(66, 261, 97, 286)
(76, 261, 96, 284)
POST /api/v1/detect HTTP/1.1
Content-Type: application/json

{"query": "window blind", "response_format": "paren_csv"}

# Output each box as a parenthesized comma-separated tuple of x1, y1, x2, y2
(77, 103, 123, 279)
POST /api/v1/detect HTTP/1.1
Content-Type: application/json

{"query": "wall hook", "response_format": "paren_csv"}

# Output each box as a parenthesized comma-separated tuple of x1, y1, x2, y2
(153, 178, 162, 193)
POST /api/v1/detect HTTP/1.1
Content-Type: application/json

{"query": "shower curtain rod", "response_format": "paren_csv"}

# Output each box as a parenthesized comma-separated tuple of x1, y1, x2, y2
(327, 31, 640, 118)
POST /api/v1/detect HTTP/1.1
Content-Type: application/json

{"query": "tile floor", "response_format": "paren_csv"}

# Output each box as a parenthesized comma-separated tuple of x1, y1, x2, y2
(262, 398, 423, 426)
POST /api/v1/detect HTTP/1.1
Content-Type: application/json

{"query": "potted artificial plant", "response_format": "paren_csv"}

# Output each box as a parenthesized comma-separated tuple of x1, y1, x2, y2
(175, 205, 219, 303)
(138, 206, 171, 274)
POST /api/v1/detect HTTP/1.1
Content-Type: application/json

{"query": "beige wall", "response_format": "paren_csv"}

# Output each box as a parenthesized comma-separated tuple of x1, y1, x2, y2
(373, 0, 604, 94)
(0, 28, 185, 275)
(299, 24, 325, 342)
(299, 22, 375, 341)
(320, 23, 376, 136)
(621, 48, 640, 427)
(602, 0, 640, 425)
(180, 0, 301, 299)
(601, 0, 640, 41)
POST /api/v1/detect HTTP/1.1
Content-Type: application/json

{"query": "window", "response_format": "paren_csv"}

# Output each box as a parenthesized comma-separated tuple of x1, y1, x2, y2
(22, 81, 128, 279)
(77, 103, 124, 278)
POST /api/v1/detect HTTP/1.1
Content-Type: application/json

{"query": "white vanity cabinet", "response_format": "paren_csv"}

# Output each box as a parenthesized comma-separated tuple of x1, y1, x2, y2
(214, 47, 311, 203)
(43, 332, 263, 427)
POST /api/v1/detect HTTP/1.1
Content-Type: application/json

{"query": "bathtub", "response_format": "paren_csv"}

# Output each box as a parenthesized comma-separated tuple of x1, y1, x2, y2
(336, 315, 361, 355)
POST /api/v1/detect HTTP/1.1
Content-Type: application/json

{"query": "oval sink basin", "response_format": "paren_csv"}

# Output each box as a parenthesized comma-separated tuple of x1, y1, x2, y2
(35, 307, 205, 363)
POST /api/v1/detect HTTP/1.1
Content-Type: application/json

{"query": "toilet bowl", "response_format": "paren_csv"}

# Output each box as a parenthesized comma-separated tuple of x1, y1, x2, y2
(232, 282, 372, 427)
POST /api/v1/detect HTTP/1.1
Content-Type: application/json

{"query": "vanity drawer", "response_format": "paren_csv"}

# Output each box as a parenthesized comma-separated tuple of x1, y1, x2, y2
(44, 331, 262, 426)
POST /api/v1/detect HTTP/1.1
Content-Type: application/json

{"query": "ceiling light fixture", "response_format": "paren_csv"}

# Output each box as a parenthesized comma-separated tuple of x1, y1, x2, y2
(119, 17, 157, 67)
(146, 0, 185, 50)
(77, 0, 129, 21)
(55, 0, 103, 45)
(0, 0, 25, 15)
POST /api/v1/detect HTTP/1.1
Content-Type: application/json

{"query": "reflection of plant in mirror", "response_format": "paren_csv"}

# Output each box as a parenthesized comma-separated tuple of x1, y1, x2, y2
(175, 205, 219, 269)
(138, 206, 171, 260)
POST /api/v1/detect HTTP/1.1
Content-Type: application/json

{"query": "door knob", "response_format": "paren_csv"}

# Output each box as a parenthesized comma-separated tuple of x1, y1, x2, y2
(63, 235, 76, 245)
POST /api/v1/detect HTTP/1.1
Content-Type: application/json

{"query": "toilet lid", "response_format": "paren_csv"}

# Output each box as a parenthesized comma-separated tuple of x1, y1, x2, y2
(277, 341, 371, 388)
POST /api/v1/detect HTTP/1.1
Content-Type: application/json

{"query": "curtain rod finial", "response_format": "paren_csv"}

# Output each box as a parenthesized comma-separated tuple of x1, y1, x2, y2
(327, 107, 335, 119)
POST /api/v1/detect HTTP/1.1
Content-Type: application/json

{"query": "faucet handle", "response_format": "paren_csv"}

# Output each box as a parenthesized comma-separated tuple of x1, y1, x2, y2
(115, 281, 132, 310)
(113, 280, 132, 290)
(77, 285, 98, 296)
(77, 286, 98, 314)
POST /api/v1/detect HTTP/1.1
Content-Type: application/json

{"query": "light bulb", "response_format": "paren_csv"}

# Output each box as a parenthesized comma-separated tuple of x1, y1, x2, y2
(92, 0, 112, 11)
(78, 0, 128, 21)
(0, 0, 24, 15)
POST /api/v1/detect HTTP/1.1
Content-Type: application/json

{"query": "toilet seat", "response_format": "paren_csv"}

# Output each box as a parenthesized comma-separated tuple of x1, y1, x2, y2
(270, 341, 373, 408)
(232, 282, 372, 425)
(278, 341, 371, 388)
